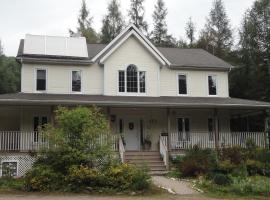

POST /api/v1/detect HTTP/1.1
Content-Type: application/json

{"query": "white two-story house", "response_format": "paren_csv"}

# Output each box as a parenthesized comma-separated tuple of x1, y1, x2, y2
(0, 24, 269, 176)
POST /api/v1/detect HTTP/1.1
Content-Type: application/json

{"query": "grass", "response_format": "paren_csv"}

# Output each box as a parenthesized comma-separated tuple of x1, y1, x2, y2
(0, 177, 24, 191)
(196, 175, 270, 199)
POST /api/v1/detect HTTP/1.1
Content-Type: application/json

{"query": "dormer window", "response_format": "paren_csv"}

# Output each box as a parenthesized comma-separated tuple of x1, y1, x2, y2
(118, 64, 146, 94)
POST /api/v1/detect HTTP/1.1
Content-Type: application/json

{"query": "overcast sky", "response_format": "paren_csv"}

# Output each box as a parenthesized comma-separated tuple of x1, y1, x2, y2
(0, 0, 255, 56)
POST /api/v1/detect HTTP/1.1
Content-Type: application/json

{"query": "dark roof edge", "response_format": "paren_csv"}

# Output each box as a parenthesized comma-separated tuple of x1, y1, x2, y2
(169, 64, 231, 71)
(16, 56, 93, 65)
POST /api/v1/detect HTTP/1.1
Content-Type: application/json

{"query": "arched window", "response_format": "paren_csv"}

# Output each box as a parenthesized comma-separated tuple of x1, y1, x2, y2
(127, 65, 138, 92)
(118, 64, 146, 94)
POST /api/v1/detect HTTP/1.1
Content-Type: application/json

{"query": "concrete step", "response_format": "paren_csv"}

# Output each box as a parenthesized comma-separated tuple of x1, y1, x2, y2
(125, 151, 160, 156)
(125, 155, 161, 159)
(124, 151, 167, 173)
(149, 171, 169, 175)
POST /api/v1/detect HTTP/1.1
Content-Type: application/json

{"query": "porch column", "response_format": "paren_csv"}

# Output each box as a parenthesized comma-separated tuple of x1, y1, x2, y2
(264, 112, 270, 149)
(50, 106, 55, 126)
(107, 106, 111, 130)
(213, 108, 220, 150)
(167, 108, 171, 151)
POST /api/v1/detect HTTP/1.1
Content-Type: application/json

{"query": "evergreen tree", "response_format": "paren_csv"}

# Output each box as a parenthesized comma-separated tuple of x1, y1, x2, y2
(151, 0, 168, 45)
(69, 0, 99, 43)
(229, 0, 270, 101)
(185, 17, 196, 47)
(100, 0, 125, 43)
(128, 0, 148, 33)
(197, 0, 232, 58)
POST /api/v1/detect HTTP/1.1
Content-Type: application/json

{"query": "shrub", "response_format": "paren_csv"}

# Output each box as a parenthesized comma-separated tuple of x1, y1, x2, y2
(213, 173, 232, 186)
(0, 177, 24, 190)
(219, 146, 246, 165)
(66, 164, 151, 192)
(180, 146, 218, 177)
(24, 165, 64, 191)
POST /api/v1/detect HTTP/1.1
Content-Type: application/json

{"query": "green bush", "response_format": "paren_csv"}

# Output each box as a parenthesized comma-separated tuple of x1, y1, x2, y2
(180, 146, 218, 177)
(66, 164, 151, 192)
(213, 173, 232, 186)
(24, 165, 64, 191)
(219, 146, 246, 165)
(198, 176, 270, 196)
(0, 177, 24, 190)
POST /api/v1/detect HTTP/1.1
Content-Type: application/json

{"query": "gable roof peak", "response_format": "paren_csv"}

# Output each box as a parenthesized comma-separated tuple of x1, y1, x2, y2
(91, 23, 171, 66)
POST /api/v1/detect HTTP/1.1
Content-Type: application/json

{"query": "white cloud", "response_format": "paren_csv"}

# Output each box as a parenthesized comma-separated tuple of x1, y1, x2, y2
(0, 0, 255, 56)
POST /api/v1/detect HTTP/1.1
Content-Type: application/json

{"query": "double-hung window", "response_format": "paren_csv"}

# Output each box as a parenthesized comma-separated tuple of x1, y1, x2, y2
(177, 118, 190, 141)
(208, 75, 217, 95)
(72, 70, 81, 92)
(118, 64, 146, 94)
(36, 69, 46, 91)
(178, 74, 187, 95)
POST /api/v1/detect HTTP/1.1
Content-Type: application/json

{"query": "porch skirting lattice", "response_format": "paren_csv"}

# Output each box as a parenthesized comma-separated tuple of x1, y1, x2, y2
(0, 153, 36, 177)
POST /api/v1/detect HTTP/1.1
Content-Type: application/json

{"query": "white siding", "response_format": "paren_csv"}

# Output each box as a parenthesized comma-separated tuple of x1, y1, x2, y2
(21, 35, 229, 97)
(21, 63, 103, 94)
(160, 67, 229, 97)
(103, 36, 161, 96)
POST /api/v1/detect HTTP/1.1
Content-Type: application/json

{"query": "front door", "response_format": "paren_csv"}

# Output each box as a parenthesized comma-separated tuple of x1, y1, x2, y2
(124, 118, 140, 150)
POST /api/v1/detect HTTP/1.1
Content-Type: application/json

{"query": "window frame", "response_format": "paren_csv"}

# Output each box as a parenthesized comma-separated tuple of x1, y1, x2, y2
(177, 73, 188, 96)
(35, 68, 47, 93)
(207, 74, 218, 96)
(176, 117, 191, 141)
(0, 160, 18, 177)
(118, 65, 147, 96)
(70, 70, 82, 94)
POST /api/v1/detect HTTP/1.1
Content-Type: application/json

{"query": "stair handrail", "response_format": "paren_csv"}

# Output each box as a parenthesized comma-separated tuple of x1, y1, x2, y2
(119, 135, 125, 163)
(159, 135, 169, 169)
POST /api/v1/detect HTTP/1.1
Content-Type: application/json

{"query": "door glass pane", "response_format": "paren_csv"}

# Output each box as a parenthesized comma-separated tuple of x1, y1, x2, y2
(177, 118, 183, 140)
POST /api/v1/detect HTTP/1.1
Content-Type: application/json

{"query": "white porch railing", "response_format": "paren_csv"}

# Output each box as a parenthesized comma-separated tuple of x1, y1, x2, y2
(159, 135, 169, 169)
(170, 132, 268, 150)
(0, 131, 119, 152)
(119, 136, 125, 163)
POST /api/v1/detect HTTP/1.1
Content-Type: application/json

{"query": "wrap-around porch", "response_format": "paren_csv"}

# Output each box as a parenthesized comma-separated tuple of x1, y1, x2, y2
(0, 106, 268, 152)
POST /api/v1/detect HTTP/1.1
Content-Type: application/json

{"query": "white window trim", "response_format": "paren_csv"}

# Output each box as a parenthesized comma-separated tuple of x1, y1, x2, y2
(207, 74, 218, 97)
(34, 68, 48, 93)
(117, 65, 147, 96)
(70, 69, 83, 94)
(0, 160, 19, 177)
(177, 73, 189, 96)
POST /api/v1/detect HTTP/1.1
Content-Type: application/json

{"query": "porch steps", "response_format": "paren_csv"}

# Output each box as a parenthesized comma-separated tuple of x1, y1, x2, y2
(124, 151, 167, 175)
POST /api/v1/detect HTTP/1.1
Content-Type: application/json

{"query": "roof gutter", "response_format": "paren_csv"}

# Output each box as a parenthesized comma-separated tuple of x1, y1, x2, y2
(16, 56, 93, 66)
(169, 64, 231, 71)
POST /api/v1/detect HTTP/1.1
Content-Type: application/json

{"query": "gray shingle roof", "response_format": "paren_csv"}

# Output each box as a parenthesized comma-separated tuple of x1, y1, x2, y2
(158, 47, 231, 69)
(0, 93, 269, 108)
(17, 39, 232, 69)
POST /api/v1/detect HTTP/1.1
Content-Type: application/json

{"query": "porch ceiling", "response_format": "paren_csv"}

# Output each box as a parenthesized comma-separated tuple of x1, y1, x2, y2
(0, 93, 270, 110)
